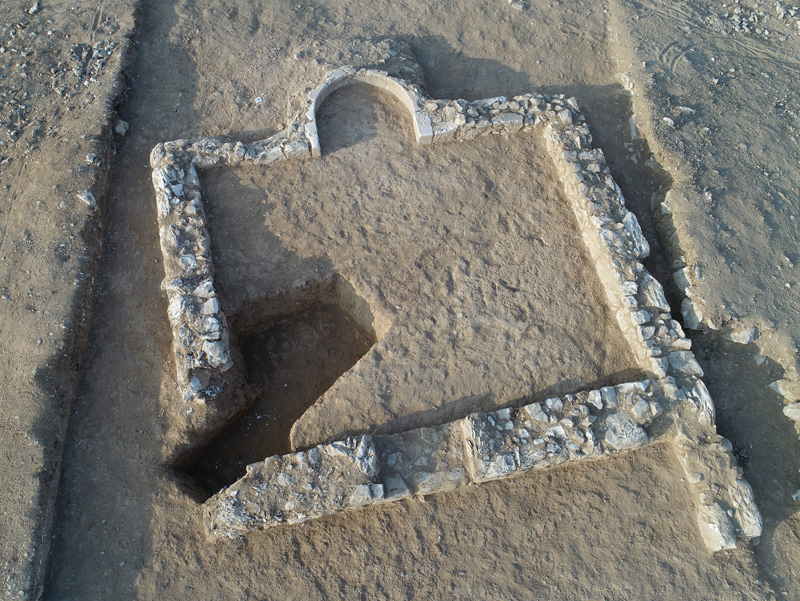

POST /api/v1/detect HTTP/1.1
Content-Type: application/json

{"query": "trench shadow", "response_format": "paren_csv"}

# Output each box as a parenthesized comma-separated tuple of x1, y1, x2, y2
(538, 82, 678, 312)
(408, 35, 537, 101)
(692, 333, 800, 593)
(183, 295, 378, 498)
(29, 220, 103, 601)
(42, 0, 208, 598)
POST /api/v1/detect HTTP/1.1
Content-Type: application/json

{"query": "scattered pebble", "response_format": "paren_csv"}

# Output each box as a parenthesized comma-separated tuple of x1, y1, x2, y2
(76, 190, 96, 209)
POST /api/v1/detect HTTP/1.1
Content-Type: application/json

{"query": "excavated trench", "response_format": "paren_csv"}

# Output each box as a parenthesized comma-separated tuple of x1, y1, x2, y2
(184, 279, 378, 498)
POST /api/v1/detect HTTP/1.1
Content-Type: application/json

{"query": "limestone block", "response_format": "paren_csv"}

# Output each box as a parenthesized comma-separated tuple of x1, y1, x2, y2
(304, 121, 321, 158)
(381, 475, 412, 502)
(414, 113, 434, 145)
(432, 120, 458, 143)
(282, 138, 310, 159)
(602, 412, 648, 450)
(728, 477, 762, 539)
(490, 112, 524, 133)
(375, 422, 469, 497)
(253, 144, 285, 165)
(355, 68, 390, 90)
(324, 65, 357, 85)
(688, 378, 716, 425)
(204, 435, 381, 540)
(669, 350, 704, 377)
(468, 117, 494, 138)
(637, 271, 670, 312)
(697, 503, 737, 552)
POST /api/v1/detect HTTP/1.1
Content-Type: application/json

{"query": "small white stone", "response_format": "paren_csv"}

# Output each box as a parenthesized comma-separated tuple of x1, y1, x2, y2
(545, 397, 563, 411)
(204, 340, 227, 368)
(114, 120, 129, 136)
(202, 297, 220, 315)
(783, 402, 800, 421)
(189, 376, 203, 393)
(630, 399, 651, 422)
(687, 472, 704, 483)
(673, 267, 691, 293)
(681, 297, 703, 330)
(639, 325, 656, 340)
(77, 190, 97, 209)
(771, 379, 800, 402)
(587, 390, 603, 410)
(194, 279, 215, 298)
(724, 326, 758, 345)
(600, 386, 618, 409)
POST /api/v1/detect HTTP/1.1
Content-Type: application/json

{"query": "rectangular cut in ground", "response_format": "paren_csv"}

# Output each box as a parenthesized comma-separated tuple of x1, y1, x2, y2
(199, 84, 643, 449)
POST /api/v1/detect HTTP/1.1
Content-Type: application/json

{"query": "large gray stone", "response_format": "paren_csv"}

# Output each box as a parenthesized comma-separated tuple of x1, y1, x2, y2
(602, 412, 648, 450)
(375, 422, 469, 497)
(696, 503, 737, 552)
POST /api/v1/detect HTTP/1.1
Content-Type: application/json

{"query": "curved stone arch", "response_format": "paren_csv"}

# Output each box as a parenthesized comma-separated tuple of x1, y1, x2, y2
(302, 67, 434, 158)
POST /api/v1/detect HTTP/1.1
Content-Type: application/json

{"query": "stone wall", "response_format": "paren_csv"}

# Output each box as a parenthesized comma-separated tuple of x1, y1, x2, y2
(150, 65, 761, 551)
(204, 381, 661, 540)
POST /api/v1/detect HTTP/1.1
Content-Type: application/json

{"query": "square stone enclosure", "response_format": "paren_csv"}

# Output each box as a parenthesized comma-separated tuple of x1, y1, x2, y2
(150, 65, 761, 551)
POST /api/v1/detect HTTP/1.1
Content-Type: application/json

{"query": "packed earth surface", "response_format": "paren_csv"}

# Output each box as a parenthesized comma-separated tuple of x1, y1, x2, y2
(2, 0, 800, 600)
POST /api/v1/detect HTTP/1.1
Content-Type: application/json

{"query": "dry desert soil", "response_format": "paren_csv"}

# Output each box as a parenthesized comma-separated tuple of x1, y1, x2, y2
(2, 0, 800, 599)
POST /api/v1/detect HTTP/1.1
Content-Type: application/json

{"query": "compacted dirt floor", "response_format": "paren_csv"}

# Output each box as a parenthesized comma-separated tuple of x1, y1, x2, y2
(2, 0, 800, 599)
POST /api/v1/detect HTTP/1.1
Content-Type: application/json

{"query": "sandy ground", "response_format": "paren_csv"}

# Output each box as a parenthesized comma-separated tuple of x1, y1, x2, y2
(0, 1, 136, 597)
(1, 0, 799, 599)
